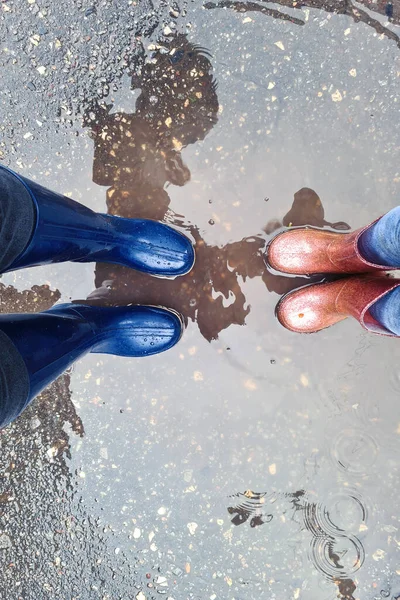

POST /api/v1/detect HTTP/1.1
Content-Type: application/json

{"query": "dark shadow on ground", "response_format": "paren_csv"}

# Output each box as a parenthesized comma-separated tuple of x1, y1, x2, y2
(204, 0, 400, 48)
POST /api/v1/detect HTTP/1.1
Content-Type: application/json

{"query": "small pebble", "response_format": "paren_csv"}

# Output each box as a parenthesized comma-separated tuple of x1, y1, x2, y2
(187, 522, 198, 535)
(0, 534, 12, 550)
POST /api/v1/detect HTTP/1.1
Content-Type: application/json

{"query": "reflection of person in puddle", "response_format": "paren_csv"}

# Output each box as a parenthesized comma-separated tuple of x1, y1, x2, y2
(86, 34, 349, 342)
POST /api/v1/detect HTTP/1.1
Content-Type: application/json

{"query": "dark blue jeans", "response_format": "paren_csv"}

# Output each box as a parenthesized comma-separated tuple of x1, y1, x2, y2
(359, 207, 400, 335)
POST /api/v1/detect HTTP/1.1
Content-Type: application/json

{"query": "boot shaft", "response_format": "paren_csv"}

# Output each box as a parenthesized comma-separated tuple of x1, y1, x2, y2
(0, 165, 194, 277)
(0, 329, 30, 428)
(0, 308, 95, 399)
(0, 166, 36, 273)
(9, 176, 113, 271)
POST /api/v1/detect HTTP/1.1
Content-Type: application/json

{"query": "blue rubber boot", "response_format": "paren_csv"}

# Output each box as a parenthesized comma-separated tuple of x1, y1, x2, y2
(0, 303, 182, 428)
(0, 165, 194, 276)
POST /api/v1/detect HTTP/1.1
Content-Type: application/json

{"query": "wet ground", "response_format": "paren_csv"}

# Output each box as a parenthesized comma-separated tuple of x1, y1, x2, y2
(1, 1, 400, 599)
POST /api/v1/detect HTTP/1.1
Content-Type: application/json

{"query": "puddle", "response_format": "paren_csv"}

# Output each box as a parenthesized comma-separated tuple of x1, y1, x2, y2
(1, 1, 400, 598)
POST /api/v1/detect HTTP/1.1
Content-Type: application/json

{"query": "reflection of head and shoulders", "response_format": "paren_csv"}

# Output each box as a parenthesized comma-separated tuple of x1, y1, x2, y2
(133, 34, 219, 147)
(87, 34, 218, 223)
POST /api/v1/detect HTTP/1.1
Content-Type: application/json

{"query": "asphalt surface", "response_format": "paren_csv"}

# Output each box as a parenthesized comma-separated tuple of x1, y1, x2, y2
(1, 1, 400, 599)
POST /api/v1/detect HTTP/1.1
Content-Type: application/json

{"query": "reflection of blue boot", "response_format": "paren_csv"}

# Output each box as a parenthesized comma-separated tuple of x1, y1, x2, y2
(0, 165, 194, 276)
(0, 304, 182, 428)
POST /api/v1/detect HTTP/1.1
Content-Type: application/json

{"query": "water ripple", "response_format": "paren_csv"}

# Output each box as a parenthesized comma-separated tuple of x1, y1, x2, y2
(227, 487, 366, 584)
(330, 428, 378, 475)
(308, 532, 365, 580)
(323, 489, 368, 535)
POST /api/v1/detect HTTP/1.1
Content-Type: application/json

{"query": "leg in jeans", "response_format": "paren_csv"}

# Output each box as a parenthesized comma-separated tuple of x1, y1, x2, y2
(359, 206, 400, 267)
(359, 206, 400, 335)
(370, 286, 400, 336)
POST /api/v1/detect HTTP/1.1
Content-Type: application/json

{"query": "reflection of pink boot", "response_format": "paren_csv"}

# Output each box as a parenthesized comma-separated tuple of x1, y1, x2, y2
(266, 219, 392, 276)
(276, 275, 400, 335)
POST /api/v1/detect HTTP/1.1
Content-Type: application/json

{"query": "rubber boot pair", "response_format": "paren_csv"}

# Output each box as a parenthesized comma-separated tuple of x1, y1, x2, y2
(266, 218, 400, 336)
(0, 165, 194, 427)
